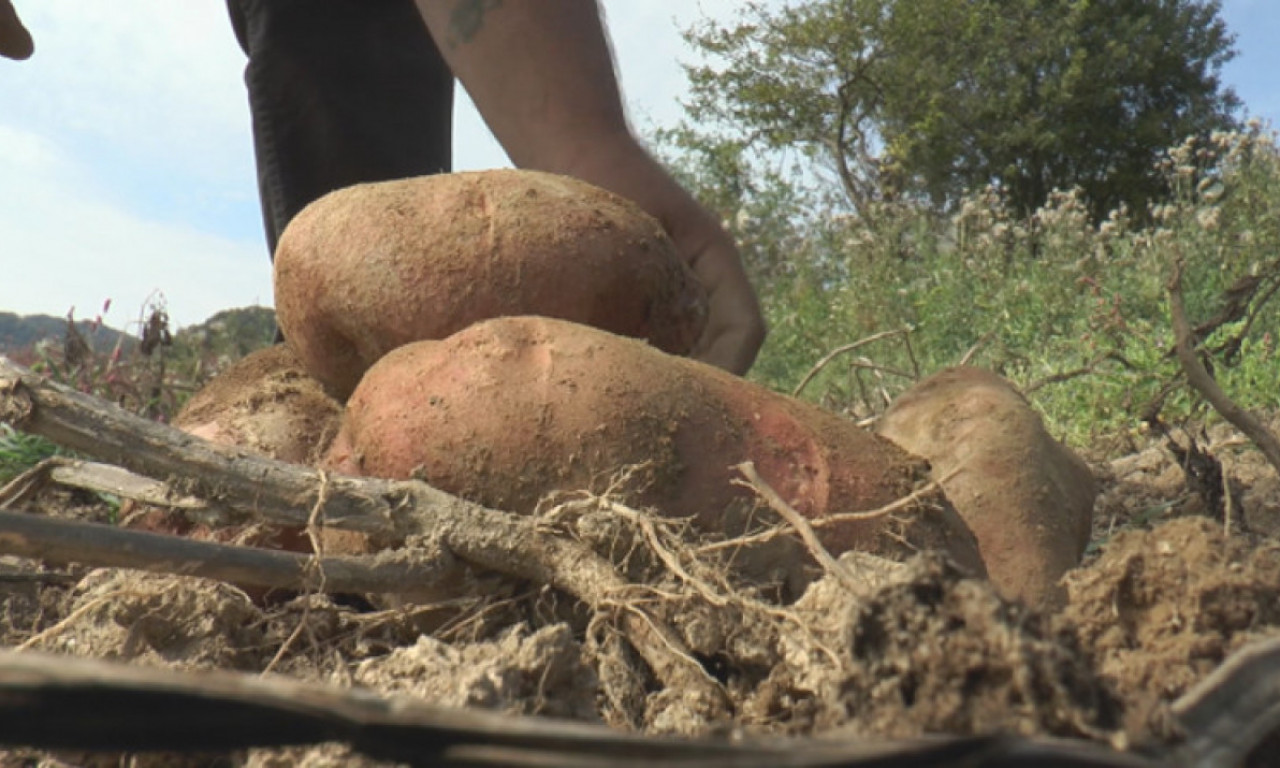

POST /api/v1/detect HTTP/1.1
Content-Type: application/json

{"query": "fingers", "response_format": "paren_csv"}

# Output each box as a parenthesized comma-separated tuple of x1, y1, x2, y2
(536, 134, 765, 374)
(688, 239, 766, 375)
(0, 0, 33, 60)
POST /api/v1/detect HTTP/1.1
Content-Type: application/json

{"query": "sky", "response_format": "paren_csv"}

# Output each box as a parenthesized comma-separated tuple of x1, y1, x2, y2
(1, 1, 1276, 333)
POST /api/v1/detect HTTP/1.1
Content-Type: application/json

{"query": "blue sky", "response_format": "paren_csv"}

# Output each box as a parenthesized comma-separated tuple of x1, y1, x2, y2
(1, 1, 1275, 332)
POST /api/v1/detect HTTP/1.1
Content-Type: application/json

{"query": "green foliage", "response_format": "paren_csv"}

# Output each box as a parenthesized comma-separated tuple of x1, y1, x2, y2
(680, 0, 1241, 219)
(0, 423, 61, 485)
(663, 117, 1280, 449)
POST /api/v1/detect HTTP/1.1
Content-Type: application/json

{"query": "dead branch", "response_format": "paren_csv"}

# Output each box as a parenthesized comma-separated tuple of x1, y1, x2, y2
(698, 469, 952, 556)
(1, 455, 213, 512)
(0, 509, 452, 594)
(0, 356, 726, 715)
(1022, 353, 1134, 395)
(816, 471, 956, 528)
(1167, 262, 1280, 475)
(1171, 635, 1280, 768)
(792, 327, 914, 397)
(957, 329, 998, 367)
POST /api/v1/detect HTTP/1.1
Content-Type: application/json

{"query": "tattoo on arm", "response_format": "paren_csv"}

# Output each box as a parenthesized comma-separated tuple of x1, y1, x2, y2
(448, 0, 503, 47)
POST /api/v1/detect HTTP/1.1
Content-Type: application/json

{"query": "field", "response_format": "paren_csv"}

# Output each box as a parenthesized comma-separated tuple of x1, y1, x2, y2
(1, 128, 1279, 766)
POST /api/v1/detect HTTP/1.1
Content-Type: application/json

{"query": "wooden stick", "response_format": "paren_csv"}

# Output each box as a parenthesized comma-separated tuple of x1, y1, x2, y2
(1167, 262, 1280, 474)
(791, 328, 914, 397)
(1171, 635, 1280, 768)
(0, 509, 453, 594)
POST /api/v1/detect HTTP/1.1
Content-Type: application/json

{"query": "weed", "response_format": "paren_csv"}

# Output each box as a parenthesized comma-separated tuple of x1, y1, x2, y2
(0, 423, 61, 486)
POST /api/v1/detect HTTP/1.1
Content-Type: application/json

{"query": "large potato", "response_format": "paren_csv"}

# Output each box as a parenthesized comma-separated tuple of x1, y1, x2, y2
(876, 367, 1097, 607)
(274, 169, 707, 399)
(324, 317, 985, 576)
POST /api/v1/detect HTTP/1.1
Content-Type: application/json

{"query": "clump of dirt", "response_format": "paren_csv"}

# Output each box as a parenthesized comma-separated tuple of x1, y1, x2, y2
(244, 743, 395, 768)
(20, 571, 266, 671)
(353, 623, 598, 721)
(734, 554, 1120, 741)
(1063, 515, 1280, 742)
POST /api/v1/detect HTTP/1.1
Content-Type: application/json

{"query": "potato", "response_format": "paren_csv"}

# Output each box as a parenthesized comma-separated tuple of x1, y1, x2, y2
(876, 367, 1097, 607)
(128, 345, 366, 559)
(324, 317, 985, 576)
(174, 344, 341, 465)
(274, 169, 707, 399)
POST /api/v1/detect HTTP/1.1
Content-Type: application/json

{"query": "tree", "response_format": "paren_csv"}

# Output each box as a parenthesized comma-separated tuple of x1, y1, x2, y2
(678, 0, 1241, 219)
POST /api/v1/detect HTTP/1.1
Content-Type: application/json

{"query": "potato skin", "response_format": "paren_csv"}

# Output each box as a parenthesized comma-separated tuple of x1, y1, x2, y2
(324, 317, 985, 574)
(174, 344, 342, 465)
(877, 367, 1097, 607)
(274, 169, 707, 399)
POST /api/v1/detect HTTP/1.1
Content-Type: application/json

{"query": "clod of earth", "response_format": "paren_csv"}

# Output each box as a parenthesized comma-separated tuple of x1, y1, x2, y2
(1063, 515, 1280, 744)
(877, 366, 1096, 608)
(323, 315, 987, 580)
(273, 169, 708, 400)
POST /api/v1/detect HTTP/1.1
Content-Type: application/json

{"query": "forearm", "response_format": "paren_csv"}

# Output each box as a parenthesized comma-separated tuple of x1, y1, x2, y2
(415, 0, 766, 373)
(415, 0, 630, 173)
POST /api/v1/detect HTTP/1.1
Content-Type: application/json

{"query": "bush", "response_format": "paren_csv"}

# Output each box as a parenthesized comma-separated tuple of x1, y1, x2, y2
(731, 121, 1280, 450)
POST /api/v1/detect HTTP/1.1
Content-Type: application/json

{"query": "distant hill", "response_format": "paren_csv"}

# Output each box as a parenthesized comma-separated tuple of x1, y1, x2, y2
(0, 306, 278, 361)
(0, 311, 135, 356)
(172, 306, 278, 360)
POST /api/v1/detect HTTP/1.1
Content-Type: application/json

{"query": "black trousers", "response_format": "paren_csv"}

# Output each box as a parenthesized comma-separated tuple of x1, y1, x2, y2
(227, 0, 454, 256)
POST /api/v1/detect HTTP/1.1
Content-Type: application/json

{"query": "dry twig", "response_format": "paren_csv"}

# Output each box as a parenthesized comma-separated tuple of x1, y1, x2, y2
(1167, 261, 1280, 475)
(0, 509, 453, 595)
(0, 649, 1160, 766)
(732, 462, 863, 594)
(792, 327, 915, 398)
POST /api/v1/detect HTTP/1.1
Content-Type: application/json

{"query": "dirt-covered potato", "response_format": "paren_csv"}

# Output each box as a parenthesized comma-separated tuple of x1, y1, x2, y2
(174, 344, 342, 465)
(876, 366, 1097, 607)
(274, 169, 708, 399)
(324, 316, 985, 574)
(128, 345, 366, 558)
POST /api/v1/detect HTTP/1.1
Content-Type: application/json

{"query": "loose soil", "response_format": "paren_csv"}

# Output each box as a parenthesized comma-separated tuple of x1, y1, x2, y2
(4, 408, 1280, 766)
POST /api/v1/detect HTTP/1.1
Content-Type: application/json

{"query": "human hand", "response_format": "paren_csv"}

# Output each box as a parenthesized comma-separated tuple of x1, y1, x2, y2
(559, 137, 766, 375)
(675, 206, 768, 375)
(0, 0, 33, 60)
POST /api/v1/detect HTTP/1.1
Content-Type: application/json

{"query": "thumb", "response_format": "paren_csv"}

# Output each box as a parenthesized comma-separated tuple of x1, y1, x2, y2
(0, 1, 34, 61)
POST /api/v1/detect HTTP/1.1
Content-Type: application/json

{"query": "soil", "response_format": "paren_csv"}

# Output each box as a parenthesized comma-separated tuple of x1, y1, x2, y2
(4, 395, 1280, 765)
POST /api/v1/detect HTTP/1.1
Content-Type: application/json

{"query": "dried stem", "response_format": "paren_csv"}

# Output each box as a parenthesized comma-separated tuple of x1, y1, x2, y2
(0, 355, 725, 714)
(1167, 262, 1280, 475)
(0, 509, 453, 595)
(792, 327, 914, 397)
